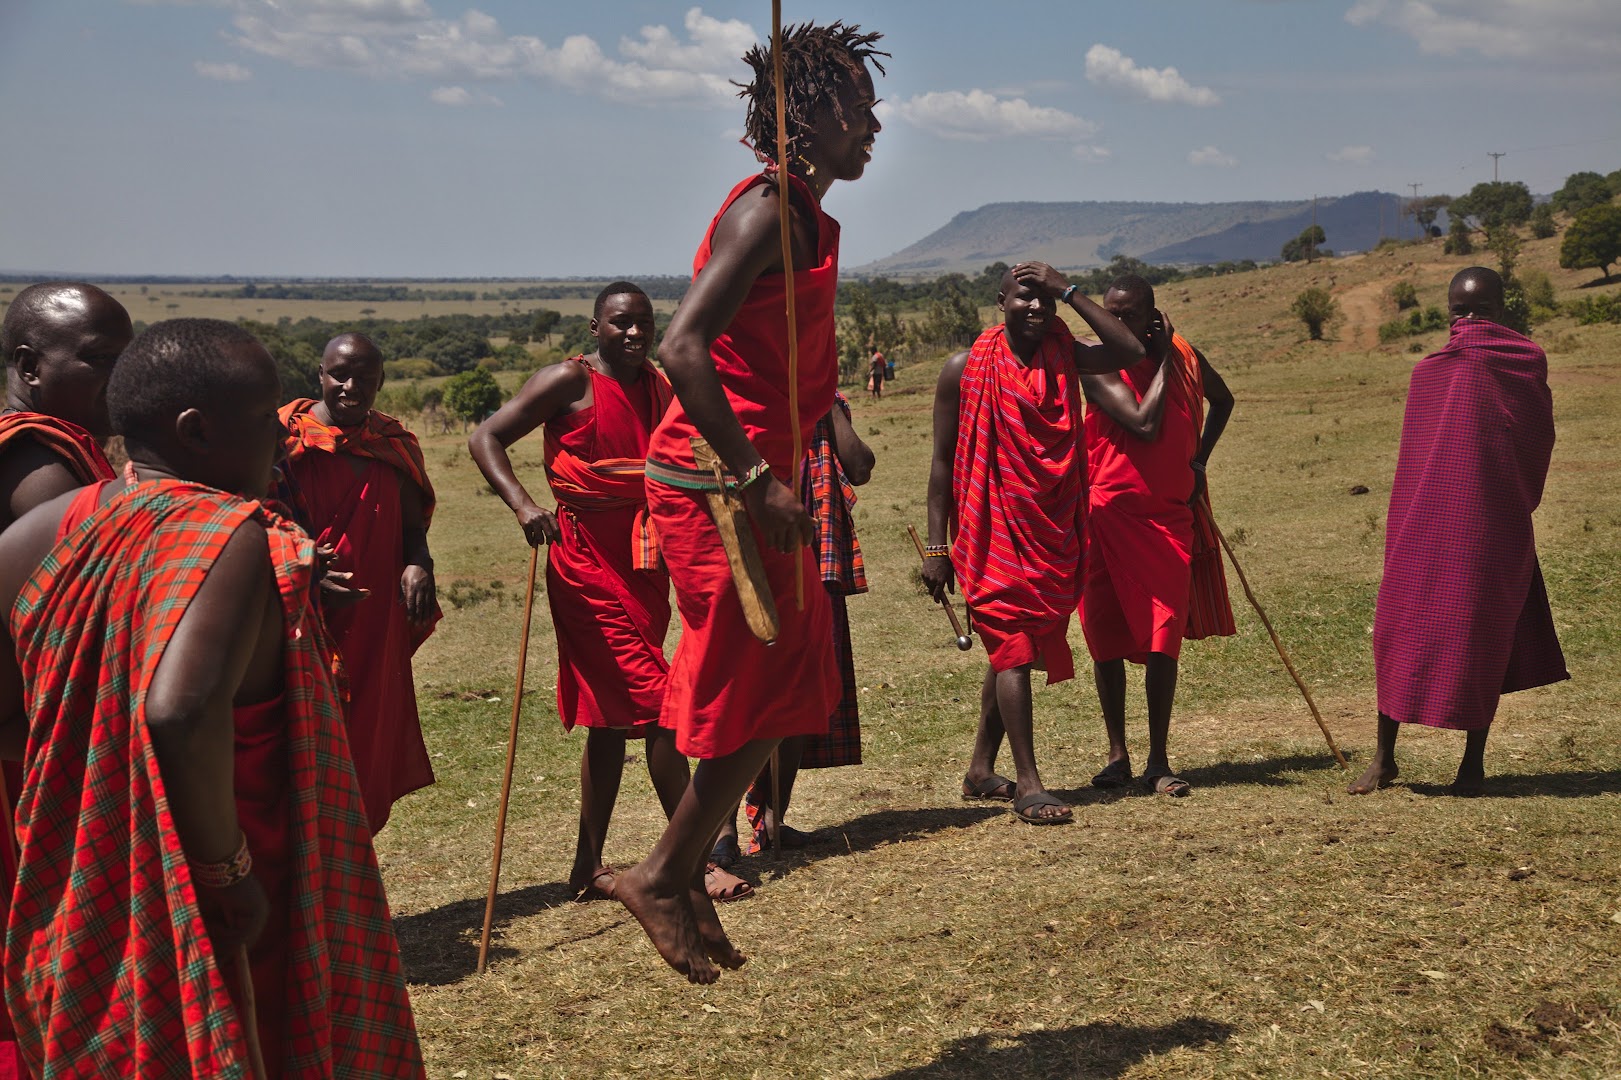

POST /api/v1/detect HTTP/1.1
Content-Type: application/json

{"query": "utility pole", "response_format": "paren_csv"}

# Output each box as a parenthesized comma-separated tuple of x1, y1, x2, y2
(1488, 152, 1505, 182)
(1408, 182, 1422, 240)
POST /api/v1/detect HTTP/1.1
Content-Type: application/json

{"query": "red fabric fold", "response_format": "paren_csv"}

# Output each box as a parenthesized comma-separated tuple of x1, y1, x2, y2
(278, 400, 436, 525)
(6, 480, 423, 1078)
(951, 322, 1085, 682)
(1374, 319, 1569, 730)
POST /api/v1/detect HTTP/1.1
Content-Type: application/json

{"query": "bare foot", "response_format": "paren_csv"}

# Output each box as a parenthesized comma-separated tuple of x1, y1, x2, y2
(1347, 759, 1398, 795)
(688, 878, 747, 970)
(614, 863, 718, 984)
(1448, 763, 1485, 797)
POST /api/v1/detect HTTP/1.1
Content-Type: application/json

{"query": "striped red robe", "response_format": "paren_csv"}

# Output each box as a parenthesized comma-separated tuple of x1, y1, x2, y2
(951, 322, 1085, 683)
(0, 411, 115, 1077)
(6, 480, 423, 1078)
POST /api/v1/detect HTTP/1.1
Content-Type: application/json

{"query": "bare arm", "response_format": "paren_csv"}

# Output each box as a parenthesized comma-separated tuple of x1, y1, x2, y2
(921, 351, 969, 600)
(658, 184, 818, 553)
(398, 476, 435, 625)
(1013, 263, 1146, 374)
(0, 490, 86, 758)
(1194, 347, 1234, 465)
(467, 361, 590, 546)
(1080, 358, 1175, 442)
(0, 442, 88, 532)
(145, 520, 279, 951)
(828, 403, 875, 486)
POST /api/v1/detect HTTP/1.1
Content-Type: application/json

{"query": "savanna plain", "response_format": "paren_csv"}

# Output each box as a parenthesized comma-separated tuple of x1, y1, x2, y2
(128, 235, 1621, 1076)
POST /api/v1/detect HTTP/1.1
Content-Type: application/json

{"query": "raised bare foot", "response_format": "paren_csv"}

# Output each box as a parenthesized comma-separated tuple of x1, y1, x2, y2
(615, 863, 719, 984)
(1347, 759, 1398, 795)
(689, 878, 747, 970)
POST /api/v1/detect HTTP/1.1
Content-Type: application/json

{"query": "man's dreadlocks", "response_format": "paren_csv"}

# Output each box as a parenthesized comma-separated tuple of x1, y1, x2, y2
(737, 22, 887, 166)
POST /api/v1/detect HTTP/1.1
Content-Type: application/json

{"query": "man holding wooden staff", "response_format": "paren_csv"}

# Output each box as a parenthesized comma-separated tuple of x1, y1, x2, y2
(923, 263, 1145, 825)
(615, 21, 887, 984)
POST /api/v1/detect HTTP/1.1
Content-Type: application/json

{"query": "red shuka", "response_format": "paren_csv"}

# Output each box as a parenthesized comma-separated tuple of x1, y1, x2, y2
(0, 413, 115, 1076)
(1082, 333, 1207, 663)
(6, 480, 423, 1079)
(542, 358, 675, 731)
(278, 401, 437, 833)
(1374, 319, 1568, 730)
(645, 173, 840, 759)
(951, 322, 1086, 682)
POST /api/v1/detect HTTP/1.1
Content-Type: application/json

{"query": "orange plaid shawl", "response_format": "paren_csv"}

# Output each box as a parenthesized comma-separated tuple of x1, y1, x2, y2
(7, 481, 424, 1078)
(279, 400, 436, 526)
(0, 411, 114, 486)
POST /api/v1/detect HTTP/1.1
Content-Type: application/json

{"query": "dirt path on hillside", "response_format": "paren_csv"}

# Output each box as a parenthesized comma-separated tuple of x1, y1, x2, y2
(1335, 280, 1386, 351)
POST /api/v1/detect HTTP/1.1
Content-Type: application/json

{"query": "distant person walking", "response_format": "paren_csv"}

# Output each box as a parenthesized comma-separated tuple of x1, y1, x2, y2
(1349, 267, 1568, 797)
(867, 347, 886, 398)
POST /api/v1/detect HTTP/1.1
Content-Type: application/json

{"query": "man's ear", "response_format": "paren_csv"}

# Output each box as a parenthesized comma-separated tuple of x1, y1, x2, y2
(173, 406, 208, 454)
(995, 291, 1006, 314)
(588, 315, 600, 339)
(12, 345, 40, 388)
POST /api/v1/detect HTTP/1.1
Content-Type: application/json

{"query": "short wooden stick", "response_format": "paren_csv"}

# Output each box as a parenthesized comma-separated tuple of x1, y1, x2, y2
(236, 944, 268, 1080)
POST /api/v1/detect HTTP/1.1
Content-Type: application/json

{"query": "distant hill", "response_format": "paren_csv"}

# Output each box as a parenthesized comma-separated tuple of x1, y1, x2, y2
(853, 191, 1413, 276)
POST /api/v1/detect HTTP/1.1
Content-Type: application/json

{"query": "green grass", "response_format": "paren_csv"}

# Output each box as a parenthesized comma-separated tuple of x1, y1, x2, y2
(369, 234, 1621, 1077)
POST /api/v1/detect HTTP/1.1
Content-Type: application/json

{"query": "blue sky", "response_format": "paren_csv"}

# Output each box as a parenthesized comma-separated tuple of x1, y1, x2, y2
(2, 0, 1617, 277)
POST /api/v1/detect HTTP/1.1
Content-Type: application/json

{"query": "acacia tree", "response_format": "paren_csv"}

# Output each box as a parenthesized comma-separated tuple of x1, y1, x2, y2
(1560, 204, 1621, 281)
(1291, 287, 1338, 340)
(1551, 171, 1614, 215)
(1451, 181, 1533, 228)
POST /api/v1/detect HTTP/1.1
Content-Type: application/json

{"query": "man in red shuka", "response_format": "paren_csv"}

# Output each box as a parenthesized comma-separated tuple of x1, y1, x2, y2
(0, 280, 131, 1079)
(614, 22, 887, 984)
(468, 282, 748, 904)
(1080, 273, 1235, 798)
(278, 333, 438, 834)
(923, 263, 1146, 826)
(0, 318, 423, 1079)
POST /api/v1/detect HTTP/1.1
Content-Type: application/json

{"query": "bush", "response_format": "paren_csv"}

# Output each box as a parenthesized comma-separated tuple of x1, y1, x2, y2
(443, 367, 503, 424)
(1444, 217, 1474, 256)
(1378, 305, 1448, 344)
(1520, 269, 1556, 312)
(1567, 295, 1621, 325)
(384, 358, 441, 380)
(1389, 280, 1419, 310)
(1560, 204, 1621, 280)
(1530, 204, 1557, 239)
(1291, 287, 1338, 340)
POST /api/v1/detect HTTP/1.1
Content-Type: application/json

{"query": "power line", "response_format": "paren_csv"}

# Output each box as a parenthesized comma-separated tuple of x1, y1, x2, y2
(1488, 152, 1506, 182)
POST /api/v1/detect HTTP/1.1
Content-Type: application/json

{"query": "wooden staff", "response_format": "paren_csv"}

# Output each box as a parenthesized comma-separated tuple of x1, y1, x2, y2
(477, 545, 540, 974)
(1202, 495, 1348, 769)
(907, 525, 972, 650)
(235, 945, 268, 1080)
(771, 0, 804, 619)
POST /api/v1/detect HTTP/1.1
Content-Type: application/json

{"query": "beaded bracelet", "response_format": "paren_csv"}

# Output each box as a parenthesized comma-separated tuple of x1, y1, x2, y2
(190, 832, 253, 890)
(736, 460, 772, 492)
(924, 544, 950, 558)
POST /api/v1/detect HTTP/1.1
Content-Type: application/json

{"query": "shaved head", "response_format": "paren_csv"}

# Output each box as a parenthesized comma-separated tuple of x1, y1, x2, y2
(322, 332, 383, 369)
(1448, 266, 1506, 324)
(2, 282, 129, 366)
(2, 281, 132, 438)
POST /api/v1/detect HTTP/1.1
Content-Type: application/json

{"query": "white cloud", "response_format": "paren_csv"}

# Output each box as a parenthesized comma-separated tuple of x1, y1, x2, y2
(194, 60, 251, 81)
(1189, 145, 1238, 167)
(1072, 145, 1112, 162)
(1084, 44, 1221, 106)
(430, 85, 501, 107)
(148, 3, 759, 107)
(1345, 0, 1621, 60)
(1327, 144, 1376, 164)
(892, 89, 1097, 142)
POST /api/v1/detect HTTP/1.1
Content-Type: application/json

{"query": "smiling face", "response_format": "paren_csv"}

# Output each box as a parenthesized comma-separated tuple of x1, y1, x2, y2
(998, 274, 1054, 348)
(591, 291, 656, 375)
(317, 336, 384, 427)
(804, 63, 881, 184)
(8, 285, 133, 440)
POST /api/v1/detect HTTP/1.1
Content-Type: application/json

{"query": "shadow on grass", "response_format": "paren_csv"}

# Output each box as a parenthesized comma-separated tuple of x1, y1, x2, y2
(394, 880, 574, 986)
(875, 1015, 1234, 1079)
(748, 804, 1005, 883)
(1406, 769, 1621, 799)
(1175, 751, 1346, 789)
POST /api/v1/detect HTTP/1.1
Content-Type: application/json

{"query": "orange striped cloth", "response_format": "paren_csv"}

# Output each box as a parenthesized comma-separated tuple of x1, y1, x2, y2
(543, 361, 674, 571)
(1171, 347, 1237, 640)
(0, 412, 114, 487)
(279, 400, 435, 526)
